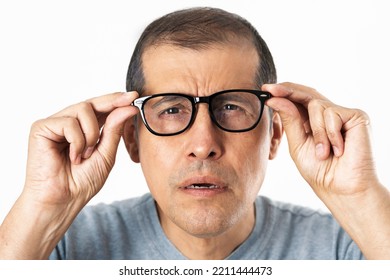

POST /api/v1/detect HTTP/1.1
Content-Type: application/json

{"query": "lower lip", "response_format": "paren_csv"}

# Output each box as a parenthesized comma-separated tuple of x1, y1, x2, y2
(180, 187, 227, 197)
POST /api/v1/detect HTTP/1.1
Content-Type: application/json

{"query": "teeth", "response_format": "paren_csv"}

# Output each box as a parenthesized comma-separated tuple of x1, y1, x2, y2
(186, 184, 219, 189)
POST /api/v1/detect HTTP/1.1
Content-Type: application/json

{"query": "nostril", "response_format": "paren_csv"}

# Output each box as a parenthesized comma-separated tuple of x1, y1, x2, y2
(209, 151, 216, 158)
(188, 151, 217, 159)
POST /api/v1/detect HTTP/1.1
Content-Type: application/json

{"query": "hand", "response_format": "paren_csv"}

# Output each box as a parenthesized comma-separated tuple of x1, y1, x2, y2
(263, 82, 390, 259)
(0, 91, 139, 259)
(263, 82, 378, 199)
(24, 91, 139, 208)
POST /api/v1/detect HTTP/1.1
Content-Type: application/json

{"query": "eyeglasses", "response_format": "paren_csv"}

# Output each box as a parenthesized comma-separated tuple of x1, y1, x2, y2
(132, 89, 271, 136)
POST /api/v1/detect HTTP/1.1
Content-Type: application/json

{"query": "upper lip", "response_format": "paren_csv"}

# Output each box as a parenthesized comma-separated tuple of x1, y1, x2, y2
(178, 175, 228, 189)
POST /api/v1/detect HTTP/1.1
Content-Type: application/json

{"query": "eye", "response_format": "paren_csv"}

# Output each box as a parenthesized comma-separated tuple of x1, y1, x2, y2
(162, 107, 180, 114)
(223, 104, 240, 111)
(157, 103, 191, 121)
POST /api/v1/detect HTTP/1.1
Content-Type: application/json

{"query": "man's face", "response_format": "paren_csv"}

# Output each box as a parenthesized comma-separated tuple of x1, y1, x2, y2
(127, 43, 279, 238)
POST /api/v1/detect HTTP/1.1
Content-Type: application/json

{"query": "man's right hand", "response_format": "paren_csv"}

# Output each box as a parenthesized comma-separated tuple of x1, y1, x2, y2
(0, 91, 139, 259)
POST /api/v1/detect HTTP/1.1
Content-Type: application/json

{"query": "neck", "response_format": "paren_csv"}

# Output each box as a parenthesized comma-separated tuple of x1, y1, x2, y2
(158, 204, 256, 260)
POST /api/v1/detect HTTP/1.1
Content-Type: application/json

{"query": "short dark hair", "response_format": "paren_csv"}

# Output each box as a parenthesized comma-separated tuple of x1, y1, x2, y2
(126, 7, 276, 93)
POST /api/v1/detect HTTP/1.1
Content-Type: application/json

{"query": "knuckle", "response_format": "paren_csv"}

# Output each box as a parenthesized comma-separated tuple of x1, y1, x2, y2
(75, 101, 93, 112)
(306, 85, 319, 94)
(308, 98, 326, 111)
(326, 128, 338, 140)
(312, 127, 326, 139)
(31, 118, 45, 129)
(356, 108, 369, 120)
(63, 116, 80, 128)
(323, 106, 337, 118)
(353, 108, 371, 127)
(281, 81, 294, 88)
(30, 119, 47, 135)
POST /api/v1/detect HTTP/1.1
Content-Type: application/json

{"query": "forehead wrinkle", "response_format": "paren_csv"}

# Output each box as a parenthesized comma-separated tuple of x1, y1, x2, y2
(142, 46, 198, 95)
(191, 44, 258, 96)
(142, 43, 259, 97)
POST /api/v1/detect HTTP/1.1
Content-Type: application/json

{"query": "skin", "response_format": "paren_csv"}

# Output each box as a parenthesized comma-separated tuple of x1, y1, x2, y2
(124, 43, 282, 259)
(0, 42, 389, 260)
(264, 83, 390, 259)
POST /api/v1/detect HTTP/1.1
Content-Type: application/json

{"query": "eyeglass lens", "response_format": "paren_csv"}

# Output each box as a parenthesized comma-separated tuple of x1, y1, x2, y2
(211, 91, 261, 131)
(144, 95, 193, 134)
(142, 91, 263, 135)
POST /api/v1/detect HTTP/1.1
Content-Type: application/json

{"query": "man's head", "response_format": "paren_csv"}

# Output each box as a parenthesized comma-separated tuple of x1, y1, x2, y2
(126, 7, 277, 94)
(123, 7, 283, 246)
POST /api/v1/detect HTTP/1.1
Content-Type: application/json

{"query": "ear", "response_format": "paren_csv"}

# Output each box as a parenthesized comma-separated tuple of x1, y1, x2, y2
(269, 111, 284, 160)
(123, 117, 140, 163)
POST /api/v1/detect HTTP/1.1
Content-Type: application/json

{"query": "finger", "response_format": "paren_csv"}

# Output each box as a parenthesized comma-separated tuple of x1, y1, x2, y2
(52, 91, 139, 118)
(33, 117, 86, 164)
(323, 107, 345, 157)
(73, 102, 100, 158)
(93, 106, 139, 166)
(92, 92, 139, 130)
(307, 99, 332, 160)
(324, 107, 355, 157)
(51, 91, 139, 158)
(266, 97, 308, 157)
(84, 92, 139, 159)
(262, 82, 329, 108)
(51, 102, 101, 159)
(63, 120, 86, 164)
(87, 91, 139, 114)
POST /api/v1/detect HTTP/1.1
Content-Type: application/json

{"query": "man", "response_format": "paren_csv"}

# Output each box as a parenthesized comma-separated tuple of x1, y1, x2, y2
(0, 7, 389, 259)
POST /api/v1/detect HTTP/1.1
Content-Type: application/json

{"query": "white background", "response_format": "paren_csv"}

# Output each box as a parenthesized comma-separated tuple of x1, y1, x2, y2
(0, 0, 389, 222)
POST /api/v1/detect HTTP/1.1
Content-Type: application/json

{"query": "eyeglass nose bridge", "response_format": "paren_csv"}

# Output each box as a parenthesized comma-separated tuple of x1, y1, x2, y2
(190, 96, 214, 122)
(187, 96, 214, 128)
(193, 96, 212, 106)
(131, 90, 270, 136)
(191, 96, 220, 125)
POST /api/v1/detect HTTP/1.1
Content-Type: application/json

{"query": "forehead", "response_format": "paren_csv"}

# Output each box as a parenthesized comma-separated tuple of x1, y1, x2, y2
(141, 43, 259, 95)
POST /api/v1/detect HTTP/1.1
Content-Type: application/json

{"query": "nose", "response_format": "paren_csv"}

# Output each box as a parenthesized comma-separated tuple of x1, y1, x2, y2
(185, 104, 223, 161)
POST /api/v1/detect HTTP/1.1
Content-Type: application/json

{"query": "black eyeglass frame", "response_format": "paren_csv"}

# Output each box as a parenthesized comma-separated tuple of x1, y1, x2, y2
(131, 89, 271, 136)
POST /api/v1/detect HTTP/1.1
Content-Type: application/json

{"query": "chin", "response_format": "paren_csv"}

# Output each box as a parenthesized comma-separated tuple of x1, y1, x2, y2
(171, 206, 240, 238)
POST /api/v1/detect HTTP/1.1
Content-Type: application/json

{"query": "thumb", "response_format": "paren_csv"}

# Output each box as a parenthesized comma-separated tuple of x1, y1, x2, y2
(94, 106, 139, 166)
(266, 97, 308, 157)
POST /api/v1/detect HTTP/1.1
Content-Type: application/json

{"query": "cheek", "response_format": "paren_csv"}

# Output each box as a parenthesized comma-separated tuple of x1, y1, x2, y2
(137, 131, 178, 194)
(233, 124, 271, 192)
(249, 133, 270, 167)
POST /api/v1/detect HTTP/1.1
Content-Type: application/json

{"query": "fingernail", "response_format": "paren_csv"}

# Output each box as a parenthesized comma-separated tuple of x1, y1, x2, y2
(123, 91, 138, 98)
(316, 143, 324, 158)
(70, 147, 80, 163)
(332, 146, 340, 157)
(82, 146, 94, 159)
(262, 84, 274, 91)
(74, 154, 82, 165)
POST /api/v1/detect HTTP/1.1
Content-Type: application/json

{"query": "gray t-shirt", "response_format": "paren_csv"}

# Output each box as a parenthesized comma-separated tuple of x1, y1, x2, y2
(49, 193, 364, 260)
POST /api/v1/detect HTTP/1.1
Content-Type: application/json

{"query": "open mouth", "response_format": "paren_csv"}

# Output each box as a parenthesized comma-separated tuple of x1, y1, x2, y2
(178, 176, 228, 197)
(184, 184, 221, 189)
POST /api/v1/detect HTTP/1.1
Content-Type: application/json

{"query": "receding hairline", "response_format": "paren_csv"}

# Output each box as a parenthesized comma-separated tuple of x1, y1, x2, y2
(145, 30, 256, 49)
(140, 40, 260, 93)
(126, 7, 277, 93)
(138, 7, 256, 50)
(142, 35, 259, 60)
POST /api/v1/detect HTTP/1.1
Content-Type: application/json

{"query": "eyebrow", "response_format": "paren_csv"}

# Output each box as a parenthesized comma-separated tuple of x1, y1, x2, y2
(150, 95, 188, 109)
(213, 92, 259, 112)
